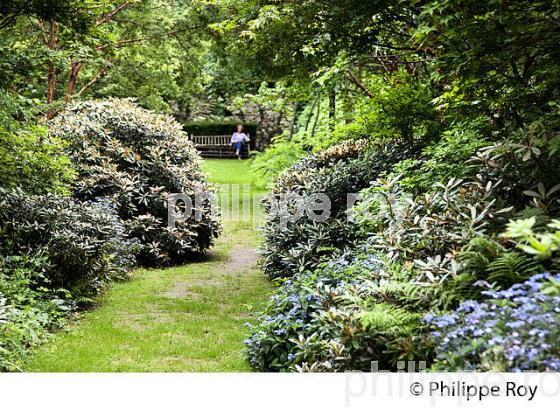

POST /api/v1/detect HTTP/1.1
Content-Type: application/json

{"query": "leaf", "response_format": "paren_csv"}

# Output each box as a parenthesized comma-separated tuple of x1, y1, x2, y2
(523, 190, 541, 198)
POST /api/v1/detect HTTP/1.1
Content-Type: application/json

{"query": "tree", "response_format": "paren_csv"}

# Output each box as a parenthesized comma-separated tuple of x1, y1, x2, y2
(415, 0, 560, 129)
(0, 0, 215, 119)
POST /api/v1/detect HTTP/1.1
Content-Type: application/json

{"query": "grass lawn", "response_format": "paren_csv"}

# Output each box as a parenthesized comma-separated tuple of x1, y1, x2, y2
(201, 159, 266, 223)
(26, 159, 273, 372)
(201, 159, 262, 188)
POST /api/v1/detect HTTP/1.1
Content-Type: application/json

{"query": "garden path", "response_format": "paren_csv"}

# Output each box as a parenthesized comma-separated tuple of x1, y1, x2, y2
(26, 160, 272, 371)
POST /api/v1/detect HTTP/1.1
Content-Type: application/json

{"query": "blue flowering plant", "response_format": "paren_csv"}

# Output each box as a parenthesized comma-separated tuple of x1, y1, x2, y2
(245, 251, 434, 372)
(427, 273, 560, 371)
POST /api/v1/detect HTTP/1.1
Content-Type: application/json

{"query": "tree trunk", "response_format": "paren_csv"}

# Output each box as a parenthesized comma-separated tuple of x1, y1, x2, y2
(257, 105, 266, 150)
(289, 101, 299, 139)
(46, 19, 58, 119)
(65, 61, 84, 102)
(311, 96, 322, 139)
(305, 94, 320, 133)
(328, 90, 336, 131)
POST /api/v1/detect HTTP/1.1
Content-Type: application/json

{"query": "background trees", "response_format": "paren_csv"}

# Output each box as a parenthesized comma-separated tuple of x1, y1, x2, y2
(0, 0, 217, 122)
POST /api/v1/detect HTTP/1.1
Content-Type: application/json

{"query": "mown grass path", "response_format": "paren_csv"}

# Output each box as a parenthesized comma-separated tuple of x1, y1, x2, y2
(26, 160, 273, 372)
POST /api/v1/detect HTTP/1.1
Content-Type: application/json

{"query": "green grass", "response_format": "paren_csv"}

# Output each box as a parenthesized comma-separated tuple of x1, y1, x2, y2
(202, 159, 261, 188)
(202, 158, 266, 223)
(26, 159, 273, 372)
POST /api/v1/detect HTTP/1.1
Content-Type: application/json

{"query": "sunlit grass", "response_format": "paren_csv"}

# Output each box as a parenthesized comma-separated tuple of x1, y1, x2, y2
(26, 160, 273, 372)
(202, 159, 266, 224)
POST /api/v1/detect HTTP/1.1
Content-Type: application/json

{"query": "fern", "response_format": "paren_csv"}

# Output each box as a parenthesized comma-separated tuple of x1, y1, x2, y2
(458, 236, 503, 277)
(486, 252, 540, 286)
(358, 303, 419, 332)
(450, 235, 543, 300)
(366, 281, 446, 310)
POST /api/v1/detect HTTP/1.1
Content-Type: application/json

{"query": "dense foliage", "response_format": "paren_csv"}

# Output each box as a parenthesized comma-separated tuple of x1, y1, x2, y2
(0, 255, 70, 371)
(241, 0, 560, 373)
(247, 251, 434, 371)
(0, 188, 140, 370)
(2, 0, 560, 374)
(260, 140, 407, 279)
(51, 98, 221, 266)
(0, 126, 74, 194)
(0, 188, 139, 296)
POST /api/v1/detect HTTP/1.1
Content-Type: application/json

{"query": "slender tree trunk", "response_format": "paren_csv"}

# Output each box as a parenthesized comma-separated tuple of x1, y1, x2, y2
(257, 105, 266, 150)
(275, 111, 284, 137)
(289, 101, 299, 139)
(328, 90, 336, 131)
(311, 96, 322, 139)
(46, 18, 58, 119)
(305, 94, 320, 133)
(329, 91, 336, 119)
(65, 61, 84, 102)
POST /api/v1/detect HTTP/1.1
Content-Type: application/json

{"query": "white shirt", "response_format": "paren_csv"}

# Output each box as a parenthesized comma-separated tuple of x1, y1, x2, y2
(231, 132, 249, 143)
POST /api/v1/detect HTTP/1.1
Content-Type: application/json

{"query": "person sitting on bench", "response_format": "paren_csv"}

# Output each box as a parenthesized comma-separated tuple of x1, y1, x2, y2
(230, 124, 250, 160)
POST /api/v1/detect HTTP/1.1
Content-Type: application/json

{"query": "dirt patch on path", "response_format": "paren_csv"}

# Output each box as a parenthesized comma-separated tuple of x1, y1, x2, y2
(228, 245, 259, 273)
(163, 245, 259, 299)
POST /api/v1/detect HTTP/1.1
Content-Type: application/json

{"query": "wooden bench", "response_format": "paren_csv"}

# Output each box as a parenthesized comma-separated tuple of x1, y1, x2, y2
(190, 134, 251, 159)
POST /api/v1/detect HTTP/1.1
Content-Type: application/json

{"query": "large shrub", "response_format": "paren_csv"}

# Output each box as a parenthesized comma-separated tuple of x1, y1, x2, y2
(260, 139, 416, 279)
(0, 188, 139, 371)
(50, 98, 221, 266)
(0, 188, 139, 297)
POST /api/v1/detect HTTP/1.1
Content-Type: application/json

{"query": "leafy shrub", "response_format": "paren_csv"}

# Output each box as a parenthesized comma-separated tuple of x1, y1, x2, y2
(0, 188, 139, 297)
(0, 125, 74, 194)
(427, 273, 560, 371)
(0, 256, 70, 371)
(391, 120, 490, 193)
(260, 139, 414, 279)
(324, 73, 440, 148)
(50, 98, 221, 266)
(355, 175, 508, 287)
(472, 121, 560, 213)
(246, 250, 435, 372)
(250, 137, 307, 188)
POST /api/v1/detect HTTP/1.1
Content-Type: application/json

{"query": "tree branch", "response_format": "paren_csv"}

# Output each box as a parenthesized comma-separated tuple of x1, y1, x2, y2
(75, 59, 113, 97)
(346, 70, 375, 99)
(96, 1, 133, 26)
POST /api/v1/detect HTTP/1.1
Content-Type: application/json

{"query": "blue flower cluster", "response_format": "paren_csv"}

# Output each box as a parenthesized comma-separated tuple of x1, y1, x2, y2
(426, 273, 560, 371)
